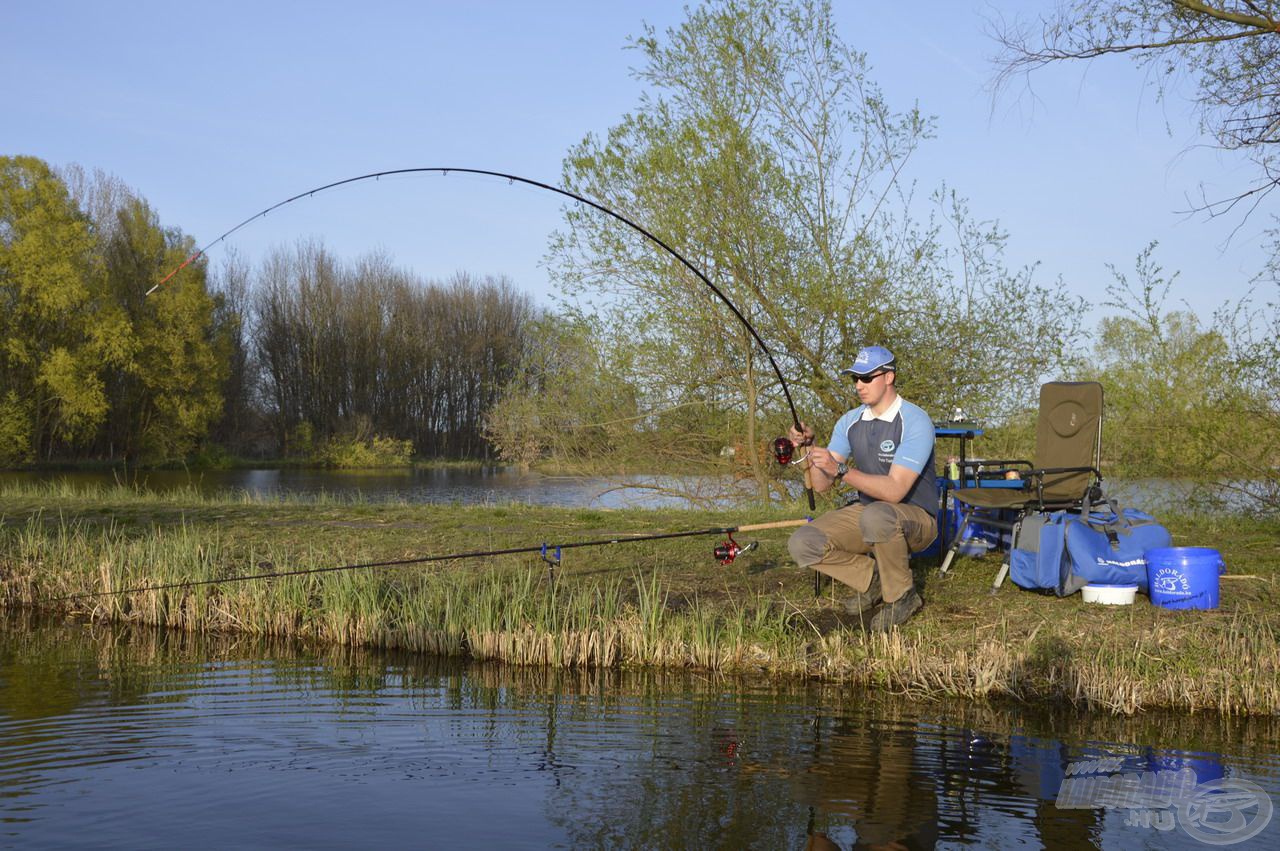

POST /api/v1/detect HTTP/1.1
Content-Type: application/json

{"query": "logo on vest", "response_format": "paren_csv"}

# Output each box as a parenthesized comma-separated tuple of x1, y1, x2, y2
(879, 439, 895, 453)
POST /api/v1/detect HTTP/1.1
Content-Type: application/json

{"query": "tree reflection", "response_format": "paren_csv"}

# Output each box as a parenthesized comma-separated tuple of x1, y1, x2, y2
(0, 617, 1273, 848)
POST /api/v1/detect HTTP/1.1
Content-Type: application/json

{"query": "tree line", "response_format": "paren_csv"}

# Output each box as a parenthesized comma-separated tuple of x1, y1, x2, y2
(0, 155, 540, 466)
(248, 243, 535, 459)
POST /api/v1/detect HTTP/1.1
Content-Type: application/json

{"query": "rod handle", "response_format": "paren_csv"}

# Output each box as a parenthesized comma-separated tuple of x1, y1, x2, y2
(736, 519, 812, 532)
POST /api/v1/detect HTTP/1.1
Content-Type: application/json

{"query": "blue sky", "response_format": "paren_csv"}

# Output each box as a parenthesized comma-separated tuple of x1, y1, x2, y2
(6, 1, 1271, 321)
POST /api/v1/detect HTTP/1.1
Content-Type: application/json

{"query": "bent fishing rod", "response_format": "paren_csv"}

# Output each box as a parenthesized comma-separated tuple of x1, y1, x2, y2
(149, 166, 816, 508)
(46, 518, 811, 605)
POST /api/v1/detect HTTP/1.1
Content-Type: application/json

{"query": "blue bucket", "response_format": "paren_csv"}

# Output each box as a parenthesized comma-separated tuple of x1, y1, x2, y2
(1146, 547, 1225, 610)
(1146, 750, 1225, 785)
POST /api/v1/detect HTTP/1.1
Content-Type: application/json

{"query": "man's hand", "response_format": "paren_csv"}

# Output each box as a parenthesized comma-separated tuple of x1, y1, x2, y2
(808, 446, 840, 477)
(788, 422, 815, 447)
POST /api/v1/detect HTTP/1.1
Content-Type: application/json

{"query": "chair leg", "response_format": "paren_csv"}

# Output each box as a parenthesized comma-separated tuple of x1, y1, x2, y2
(938, 504, 973, 576)
(991, 562, 1009, 594)
(939, 533, 964, 576)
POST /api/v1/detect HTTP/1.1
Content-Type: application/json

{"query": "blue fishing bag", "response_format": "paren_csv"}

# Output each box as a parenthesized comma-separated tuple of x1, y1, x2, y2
(1009, 503, 1172, 596)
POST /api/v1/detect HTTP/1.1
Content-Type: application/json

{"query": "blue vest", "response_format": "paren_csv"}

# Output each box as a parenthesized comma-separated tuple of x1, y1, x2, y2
(835, 398, 937, 517)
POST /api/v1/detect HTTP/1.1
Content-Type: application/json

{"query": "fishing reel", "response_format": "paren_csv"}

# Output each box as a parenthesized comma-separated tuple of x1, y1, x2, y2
(773, 432, 814, 467)
(772, 436, 795, 465)
(713, 532, 758, 565)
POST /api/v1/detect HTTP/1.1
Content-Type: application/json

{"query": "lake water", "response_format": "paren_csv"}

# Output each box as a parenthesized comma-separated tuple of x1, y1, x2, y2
(0, 467, 1204, 514)
(1, 617, 1276, 849)
(0, 467, 738, 509)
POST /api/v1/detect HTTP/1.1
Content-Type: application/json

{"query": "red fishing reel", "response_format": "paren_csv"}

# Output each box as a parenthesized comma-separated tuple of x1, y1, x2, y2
(713, 533, 758, 565)
(772, 437, 794, 465)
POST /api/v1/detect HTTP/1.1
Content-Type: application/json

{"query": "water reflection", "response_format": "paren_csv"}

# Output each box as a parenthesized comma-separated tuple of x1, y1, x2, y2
(795, 712, 940, 849)
(0, 616, 1276, 848)
(1, 468, 1239, 515)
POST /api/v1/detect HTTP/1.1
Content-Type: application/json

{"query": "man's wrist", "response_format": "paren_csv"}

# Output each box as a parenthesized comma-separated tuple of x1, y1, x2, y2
(834, 462, 849, 480)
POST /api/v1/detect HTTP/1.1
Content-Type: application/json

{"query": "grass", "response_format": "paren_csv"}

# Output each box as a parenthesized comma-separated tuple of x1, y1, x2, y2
(1, 481, 1277, 715)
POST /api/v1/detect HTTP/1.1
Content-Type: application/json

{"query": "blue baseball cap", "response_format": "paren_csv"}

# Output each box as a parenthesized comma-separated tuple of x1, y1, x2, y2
(840, 345, 896, 377)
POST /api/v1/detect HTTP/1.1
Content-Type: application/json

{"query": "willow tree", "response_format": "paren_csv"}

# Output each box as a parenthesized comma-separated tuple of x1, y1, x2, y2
(534, 0, 1083, 499)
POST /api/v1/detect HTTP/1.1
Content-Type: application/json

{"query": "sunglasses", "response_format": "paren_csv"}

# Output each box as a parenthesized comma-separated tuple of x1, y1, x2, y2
(854, 371, 888, 384)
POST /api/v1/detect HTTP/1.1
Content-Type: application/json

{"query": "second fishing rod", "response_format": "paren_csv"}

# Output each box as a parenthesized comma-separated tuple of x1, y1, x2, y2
(46, 517, 813, 607)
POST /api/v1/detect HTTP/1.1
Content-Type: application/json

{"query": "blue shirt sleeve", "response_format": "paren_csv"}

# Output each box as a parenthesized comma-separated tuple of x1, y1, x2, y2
(826, 408, 863, 460)
(893, 402, 935, 474)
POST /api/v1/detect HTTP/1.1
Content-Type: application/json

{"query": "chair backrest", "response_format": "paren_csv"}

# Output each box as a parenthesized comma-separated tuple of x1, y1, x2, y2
(1033, 381, 1103, 502)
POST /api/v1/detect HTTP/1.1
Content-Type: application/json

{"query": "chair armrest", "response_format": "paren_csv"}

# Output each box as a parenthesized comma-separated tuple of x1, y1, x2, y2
(958, 458, 1033, 472)
(1027, 465, 1102, 479)
(957, 459, 1033, 481)
(1023, 466, 1104, 508)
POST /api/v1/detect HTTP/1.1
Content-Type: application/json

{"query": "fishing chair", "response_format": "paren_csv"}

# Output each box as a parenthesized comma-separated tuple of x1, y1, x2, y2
(937, 381, 1104, 590)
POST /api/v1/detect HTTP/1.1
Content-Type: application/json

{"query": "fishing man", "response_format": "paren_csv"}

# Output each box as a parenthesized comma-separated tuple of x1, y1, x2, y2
(786, 346, 937, 630)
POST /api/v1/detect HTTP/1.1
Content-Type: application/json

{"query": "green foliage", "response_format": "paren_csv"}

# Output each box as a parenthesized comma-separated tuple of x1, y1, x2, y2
(1213, 256, 1280, 511)
(0, 158, 231, 466)
(1091, 247, 1229, 476)
(524, 0, 1084, 496)
(0, 392, 32, 466)
(290, 421, 315, 458)
(484, 316, 673, 469)
(187, 442, 235, 470)
(99, 195, 228, 463)
(0, 156, 130, 458)
(1084, 243, 1279, 513)
(311, 418, 412, 468)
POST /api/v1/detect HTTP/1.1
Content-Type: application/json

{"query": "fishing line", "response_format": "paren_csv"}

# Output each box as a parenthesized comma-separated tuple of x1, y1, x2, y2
(150, 168, 796, 418)
(43, 518, 810, 605)
(149, 166, 815, 508)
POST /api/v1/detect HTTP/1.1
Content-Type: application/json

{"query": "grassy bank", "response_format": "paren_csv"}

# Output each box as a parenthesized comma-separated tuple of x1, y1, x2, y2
(1, 482, 1276, 715)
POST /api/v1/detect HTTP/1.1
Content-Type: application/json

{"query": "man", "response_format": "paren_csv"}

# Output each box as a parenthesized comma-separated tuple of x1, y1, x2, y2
(787, 345, 937, 630)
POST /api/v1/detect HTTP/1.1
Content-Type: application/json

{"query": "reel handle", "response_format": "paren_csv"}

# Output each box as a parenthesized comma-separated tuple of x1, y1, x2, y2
(713, 534, 760, 565)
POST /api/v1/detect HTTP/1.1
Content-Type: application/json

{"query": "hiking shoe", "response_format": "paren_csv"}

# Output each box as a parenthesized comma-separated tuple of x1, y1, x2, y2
(842, 572, 882, 616)
(869, 588, 922, 632)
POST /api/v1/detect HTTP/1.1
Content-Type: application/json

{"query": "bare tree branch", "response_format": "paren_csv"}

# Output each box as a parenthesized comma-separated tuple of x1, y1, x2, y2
(992, 2, 1280, 226)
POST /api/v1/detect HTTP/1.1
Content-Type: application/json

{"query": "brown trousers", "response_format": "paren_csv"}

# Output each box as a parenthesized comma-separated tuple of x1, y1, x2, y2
(787, 501, 937, 603)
